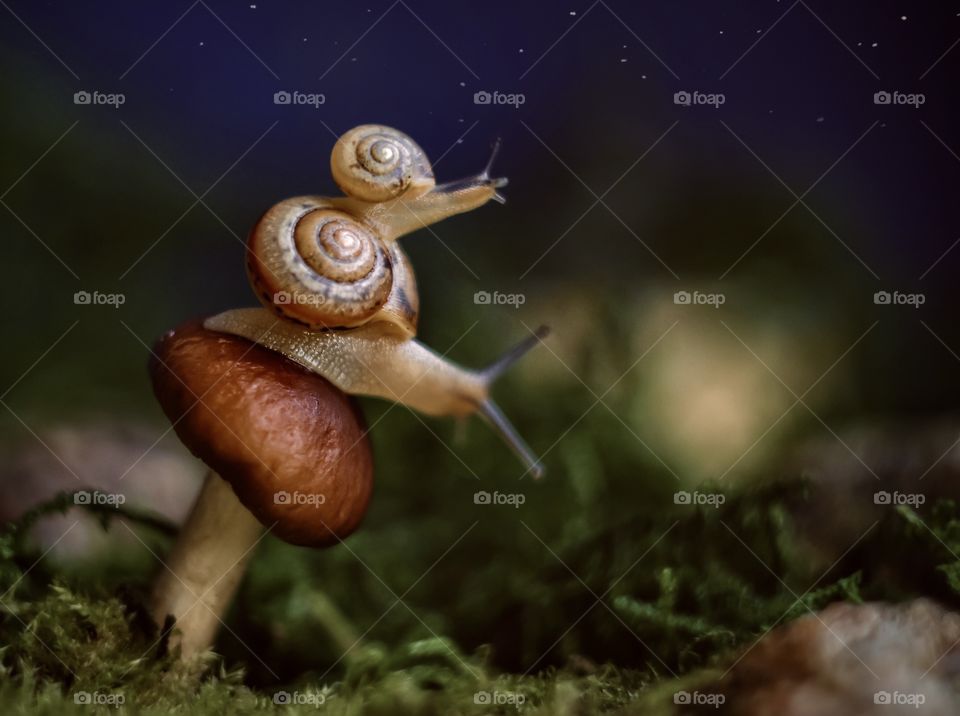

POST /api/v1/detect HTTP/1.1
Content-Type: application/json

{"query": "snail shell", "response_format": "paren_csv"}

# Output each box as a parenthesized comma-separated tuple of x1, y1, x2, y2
(247, 198, 419, 335)
(331, 125, 435, 202)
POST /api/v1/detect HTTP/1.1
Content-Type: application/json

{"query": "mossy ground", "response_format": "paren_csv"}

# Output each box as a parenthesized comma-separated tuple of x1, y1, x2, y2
(3, 482, 960, 714)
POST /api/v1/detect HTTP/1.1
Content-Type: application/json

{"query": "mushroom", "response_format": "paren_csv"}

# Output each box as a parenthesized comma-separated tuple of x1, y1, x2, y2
(147, 320, 373, 659)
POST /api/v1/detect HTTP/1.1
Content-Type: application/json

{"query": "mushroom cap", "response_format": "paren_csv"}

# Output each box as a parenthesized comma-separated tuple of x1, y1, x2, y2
(149, 320, 374, 547)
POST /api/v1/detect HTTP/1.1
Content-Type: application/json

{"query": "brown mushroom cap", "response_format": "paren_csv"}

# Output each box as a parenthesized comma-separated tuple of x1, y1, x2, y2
(149, 320, 374, 547)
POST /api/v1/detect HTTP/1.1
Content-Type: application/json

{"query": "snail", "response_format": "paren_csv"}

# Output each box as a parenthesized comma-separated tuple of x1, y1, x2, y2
(204, 124, 546, 477)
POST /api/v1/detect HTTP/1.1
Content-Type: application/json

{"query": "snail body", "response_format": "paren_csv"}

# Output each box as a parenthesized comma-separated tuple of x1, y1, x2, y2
(205, 308, 484, 417)
(208, 124, 544, 477)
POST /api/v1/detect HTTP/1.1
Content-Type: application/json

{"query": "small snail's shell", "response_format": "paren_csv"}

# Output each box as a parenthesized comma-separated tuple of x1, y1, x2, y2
(331, 125, 434, 202)
(248, 199, 396, 330)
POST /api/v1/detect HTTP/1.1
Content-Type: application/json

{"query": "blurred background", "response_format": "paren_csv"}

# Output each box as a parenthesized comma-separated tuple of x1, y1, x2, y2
(2, 0, 960, 693)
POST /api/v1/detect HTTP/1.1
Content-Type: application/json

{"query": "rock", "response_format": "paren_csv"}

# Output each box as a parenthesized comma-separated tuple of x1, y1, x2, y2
(712, 600, 960, 715)
(0, 421, 203, 559)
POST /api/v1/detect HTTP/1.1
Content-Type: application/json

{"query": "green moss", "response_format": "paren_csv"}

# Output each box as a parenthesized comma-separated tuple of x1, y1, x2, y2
(2, 484, 960, 714)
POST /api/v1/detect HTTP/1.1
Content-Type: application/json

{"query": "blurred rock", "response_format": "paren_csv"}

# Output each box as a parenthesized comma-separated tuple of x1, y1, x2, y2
(712, 599, 960, 715)
(792, 417, 960, 494)
(0, 421, 203, 559)
(787, 417, 960, 554)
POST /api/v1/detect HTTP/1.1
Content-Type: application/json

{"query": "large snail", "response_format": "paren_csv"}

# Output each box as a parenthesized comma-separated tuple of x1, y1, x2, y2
(204, 124, 546, 477)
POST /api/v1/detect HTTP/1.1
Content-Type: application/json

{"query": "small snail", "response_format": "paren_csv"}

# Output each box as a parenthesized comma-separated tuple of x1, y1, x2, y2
(205, 124, 546, 477)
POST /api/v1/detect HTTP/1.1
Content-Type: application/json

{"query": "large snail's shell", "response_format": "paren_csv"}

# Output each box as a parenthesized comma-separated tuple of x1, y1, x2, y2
(248, 200, 394, 330)
(331, 125, 434, 202)
(247, 197, 419, 335)
(378, 240, 419, 338)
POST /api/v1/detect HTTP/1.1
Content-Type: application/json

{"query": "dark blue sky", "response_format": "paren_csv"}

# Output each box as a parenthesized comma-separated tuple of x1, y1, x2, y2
(2, 1, 956, 274)
(2, 1, 959, 414)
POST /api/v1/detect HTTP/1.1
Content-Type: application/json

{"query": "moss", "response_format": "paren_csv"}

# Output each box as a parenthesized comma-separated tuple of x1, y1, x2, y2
(2, 483, 960, 713)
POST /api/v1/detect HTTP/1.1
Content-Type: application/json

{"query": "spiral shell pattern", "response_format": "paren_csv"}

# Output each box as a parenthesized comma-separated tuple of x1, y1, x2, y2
(331, 125, 434, 202)
(248, 205, 393, 330)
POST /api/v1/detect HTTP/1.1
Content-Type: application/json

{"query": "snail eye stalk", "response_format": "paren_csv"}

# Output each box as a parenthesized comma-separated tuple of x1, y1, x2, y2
(476, 325, 550, 479)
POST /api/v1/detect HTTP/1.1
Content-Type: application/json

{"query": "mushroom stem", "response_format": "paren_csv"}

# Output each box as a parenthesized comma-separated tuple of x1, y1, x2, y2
(149, 470, 264, 660)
